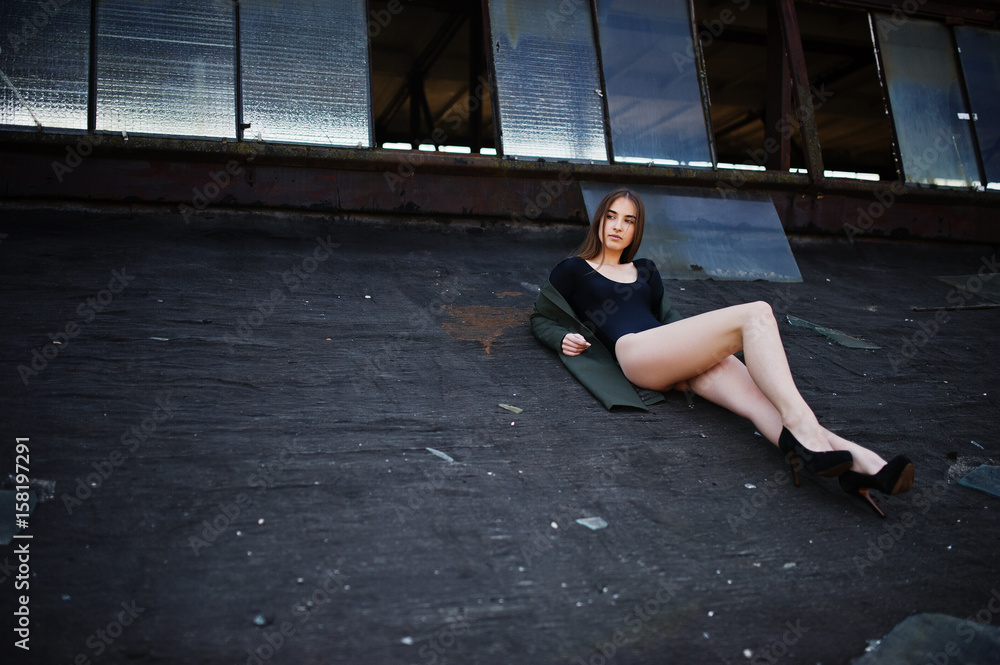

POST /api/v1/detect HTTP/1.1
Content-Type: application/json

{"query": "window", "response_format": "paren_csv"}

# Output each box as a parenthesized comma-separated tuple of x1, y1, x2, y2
(797, 3, 894, 180)
(486, 0, 606, 161)
(370, 0, 493, 154)
(954, 26, 1000, 188)
(594, 0, 713, 166)
(240, 0, 371, 147)
(876, 16, 981, 188)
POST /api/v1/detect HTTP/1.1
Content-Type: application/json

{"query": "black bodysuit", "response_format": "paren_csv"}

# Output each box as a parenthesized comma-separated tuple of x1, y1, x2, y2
(549, 256, 665, 357)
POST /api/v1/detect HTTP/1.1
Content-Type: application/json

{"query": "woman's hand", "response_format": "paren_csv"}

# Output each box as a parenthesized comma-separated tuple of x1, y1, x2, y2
(561, 333, 591, 356)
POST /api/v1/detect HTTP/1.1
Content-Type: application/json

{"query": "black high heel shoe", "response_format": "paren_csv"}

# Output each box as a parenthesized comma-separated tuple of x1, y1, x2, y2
(838, 455, 914, 518)
(778, 427, 854, 487)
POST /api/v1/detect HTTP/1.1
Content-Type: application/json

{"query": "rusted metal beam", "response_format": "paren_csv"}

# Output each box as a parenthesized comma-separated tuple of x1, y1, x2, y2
(765, 0, 791, 172)
(775, 0, 824, 183)
(832, 0, 998, 26)
(2, 129, 998, 207)
(4, 143, 998, 243)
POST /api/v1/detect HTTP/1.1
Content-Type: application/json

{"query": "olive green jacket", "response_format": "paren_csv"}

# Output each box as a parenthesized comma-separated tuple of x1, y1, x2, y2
(529, 280, 684, 410)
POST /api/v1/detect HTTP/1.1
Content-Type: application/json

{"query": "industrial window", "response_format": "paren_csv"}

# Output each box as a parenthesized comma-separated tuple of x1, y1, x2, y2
(593, 0, 713, 167)
(0, 0, 90, 131)
(795, 2, 894, 180)
(95, 0, 236, 139)
(875, 16, 981, 188)
(239, 0, 371, 147)
(369, 0, 493, 154)
(486, 0, 607, 162)
(954, 26, 1000, 188)
(691, 0, 806, 171)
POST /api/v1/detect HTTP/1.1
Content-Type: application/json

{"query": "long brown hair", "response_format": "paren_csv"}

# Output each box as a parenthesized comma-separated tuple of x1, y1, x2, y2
(574, 188, 646, 266)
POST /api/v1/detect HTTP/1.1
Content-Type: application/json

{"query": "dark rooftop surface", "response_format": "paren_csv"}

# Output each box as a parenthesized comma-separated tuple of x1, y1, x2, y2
(0, 205, 998, 665)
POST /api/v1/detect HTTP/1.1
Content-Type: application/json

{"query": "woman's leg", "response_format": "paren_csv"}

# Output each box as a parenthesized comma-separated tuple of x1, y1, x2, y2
(616, 301, 827, 453)
(679, 355, 784, 443)
(680, 355, 887, 474)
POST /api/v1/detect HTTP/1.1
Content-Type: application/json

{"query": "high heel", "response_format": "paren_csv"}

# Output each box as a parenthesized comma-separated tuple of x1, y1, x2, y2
(778, 427, 853, 487)
(838, 455, 914, 518)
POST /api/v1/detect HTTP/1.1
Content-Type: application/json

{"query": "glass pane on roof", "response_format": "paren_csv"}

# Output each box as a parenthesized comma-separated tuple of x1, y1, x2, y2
(240, 0, 371, 147)
(954, 26, 1000, 187)
(581, 182, 801, 282)
(487, 0, 608, 162)
(594, 0, 711, 165)
(875, 16, 980, 188)
(0, 0, 89, 130)
(96, 0, 235, 139)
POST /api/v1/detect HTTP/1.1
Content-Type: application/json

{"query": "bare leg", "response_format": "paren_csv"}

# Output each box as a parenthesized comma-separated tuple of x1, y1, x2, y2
(616, 302, 830, 453)
(822, 430, 887, 475)
(679, 355, 887, 474)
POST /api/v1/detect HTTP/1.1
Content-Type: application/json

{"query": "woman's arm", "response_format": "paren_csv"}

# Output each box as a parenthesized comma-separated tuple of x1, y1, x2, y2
(529, 304, 572, 351)
(530, 281, 593, 355)
(530, 279, 659, 411)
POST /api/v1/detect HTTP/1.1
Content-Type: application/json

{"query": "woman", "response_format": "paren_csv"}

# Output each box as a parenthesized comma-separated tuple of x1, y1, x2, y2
(530, 187, 913, 518)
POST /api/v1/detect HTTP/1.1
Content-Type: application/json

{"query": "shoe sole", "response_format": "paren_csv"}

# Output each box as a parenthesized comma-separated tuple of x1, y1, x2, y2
(889, 463, 915, 495)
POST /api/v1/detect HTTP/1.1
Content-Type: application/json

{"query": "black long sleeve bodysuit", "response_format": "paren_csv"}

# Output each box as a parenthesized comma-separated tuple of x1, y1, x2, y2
(548, 256, 667, 359)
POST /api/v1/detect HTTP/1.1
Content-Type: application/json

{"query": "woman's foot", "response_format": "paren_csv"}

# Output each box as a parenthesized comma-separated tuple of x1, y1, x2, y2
(838, 455, 914, 518)
(778, 427, 854, 486)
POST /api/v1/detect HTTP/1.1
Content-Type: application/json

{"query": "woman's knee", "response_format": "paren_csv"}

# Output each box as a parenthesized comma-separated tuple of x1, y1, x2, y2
(742, 300, 776, 332)
(747, 300, 773, 318)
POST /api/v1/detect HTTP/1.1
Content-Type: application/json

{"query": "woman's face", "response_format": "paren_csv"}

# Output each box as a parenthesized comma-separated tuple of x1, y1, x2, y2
(599, 196, 637, 254)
